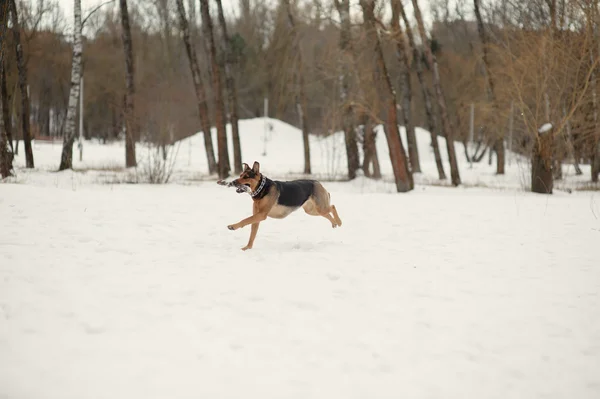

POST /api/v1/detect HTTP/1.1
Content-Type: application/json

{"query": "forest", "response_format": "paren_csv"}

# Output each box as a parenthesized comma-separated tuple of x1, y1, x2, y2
(1, 0, 600, 193)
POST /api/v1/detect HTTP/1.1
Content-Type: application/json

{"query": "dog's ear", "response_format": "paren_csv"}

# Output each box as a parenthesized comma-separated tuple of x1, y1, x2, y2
(243, 163, 251, 171)
(252, 161, 260, 174)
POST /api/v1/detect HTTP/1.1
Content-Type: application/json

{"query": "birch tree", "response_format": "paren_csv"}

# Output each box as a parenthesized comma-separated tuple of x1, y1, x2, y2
(175, 0, 217, 174)
(58, 0, 83, 171)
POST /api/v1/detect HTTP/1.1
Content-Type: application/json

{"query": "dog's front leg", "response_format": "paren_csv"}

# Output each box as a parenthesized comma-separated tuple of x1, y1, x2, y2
(241, 222, 260, 251)
(227, 212, 266, 231)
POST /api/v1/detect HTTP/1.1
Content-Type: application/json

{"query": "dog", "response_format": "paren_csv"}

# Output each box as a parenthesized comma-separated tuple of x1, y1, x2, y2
(221, 161, 342, 250)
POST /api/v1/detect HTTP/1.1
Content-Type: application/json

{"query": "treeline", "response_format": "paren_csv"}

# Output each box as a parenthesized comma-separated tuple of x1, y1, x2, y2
(1, 0, 599, 193)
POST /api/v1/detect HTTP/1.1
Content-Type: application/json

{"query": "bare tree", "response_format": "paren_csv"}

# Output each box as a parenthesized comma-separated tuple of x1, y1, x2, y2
(175, 0, 217, 174)
(391, 0, 420, 173)
(361, 0, 413, 192)
(412, 0, 460, 186)
(334, 0, 360, 179)
(200, 0, 230, 179)
(474, 0, 504, 174)
(283, 0, 311, 175)
(119, 0, 137, 167)
(58, 0, 83, 171)
(0, 0, 12, 178)
(9, 0, 34, 168)
(215, 0, 242, 174)
(399, 0, 446, 180)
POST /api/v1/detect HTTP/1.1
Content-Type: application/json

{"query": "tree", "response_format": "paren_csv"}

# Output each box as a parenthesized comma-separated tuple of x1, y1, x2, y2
(200, 0, 230, 179)
(532, 123, 553, 193)
(215, 0, 243, 174)
(398, 0, 445, 180)
(119, 0, 137, 167)
(175, 0, 217, 175)
(412, 0, 460, 186)
(361, 0, 413, 192)
(0, 0, 13, 178)
(334, 0, 360, 179)
(473, 0, 504, 175)
(391, 0, 420, 173)
(9, 0, 34, 168)
(58, 0, 83, 171)
(283, 0, 311, 175)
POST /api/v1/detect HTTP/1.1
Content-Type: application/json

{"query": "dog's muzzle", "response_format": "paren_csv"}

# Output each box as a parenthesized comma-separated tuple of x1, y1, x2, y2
(217, 179, 250, 194)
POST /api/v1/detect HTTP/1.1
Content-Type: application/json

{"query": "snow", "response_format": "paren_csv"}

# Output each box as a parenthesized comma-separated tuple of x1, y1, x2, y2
(8, 117, 593, 191)
(2, 118, 600, 398)
(539, 123, 553, 134)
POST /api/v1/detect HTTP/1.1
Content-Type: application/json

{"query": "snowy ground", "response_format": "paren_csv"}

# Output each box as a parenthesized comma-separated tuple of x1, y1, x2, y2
(1, 119, 600, 398)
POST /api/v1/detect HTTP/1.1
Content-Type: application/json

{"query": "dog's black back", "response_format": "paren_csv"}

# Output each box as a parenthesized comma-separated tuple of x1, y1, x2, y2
(274, 179, 316, 207)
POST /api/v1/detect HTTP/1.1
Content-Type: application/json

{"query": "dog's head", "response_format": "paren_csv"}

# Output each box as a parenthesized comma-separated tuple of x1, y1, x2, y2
(232, 161, 262, 193)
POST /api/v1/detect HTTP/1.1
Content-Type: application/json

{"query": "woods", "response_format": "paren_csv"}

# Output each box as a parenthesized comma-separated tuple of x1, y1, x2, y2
(1, 0, 600, 192)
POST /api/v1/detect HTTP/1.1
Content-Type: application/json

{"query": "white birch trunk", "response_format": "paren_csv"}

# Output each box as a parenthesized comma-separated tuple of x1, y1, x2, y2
(59, 0, 82, 170)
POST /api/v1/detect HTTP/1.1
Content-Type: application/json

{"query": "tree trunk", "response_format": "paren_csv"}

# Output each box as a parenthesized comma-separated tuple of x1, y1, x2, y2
(412, 0, 460, 185)
(361, 0, 412, 192)
(532, 126, 553, 194)
(59, 0, 83, 171)
(474, 0, 504, 175)
(188, 0, 197, 39)
(9, 0, 33, 168)
(391, 0, 420, 173)
(215, 0, 242, 174)
(334, 0, 359, 180)
(360, 115, 381, 178)
(200, 0, 230, 179)
(398, 0, 445, 180)
(593, 141, 600, 182)
(1, 60, 11, 149)
(175, 0, 217, 174)
(119, 0, 137, 167)
(284, 0, 311, 175)
(0, 1, 13, 178)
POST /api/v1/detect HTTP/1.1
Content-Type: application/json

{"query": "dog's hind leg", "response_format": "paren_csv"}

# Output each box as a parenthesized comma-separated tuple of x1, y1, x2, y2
(303, 197, 339, 228)
(330, 204, 342, 226)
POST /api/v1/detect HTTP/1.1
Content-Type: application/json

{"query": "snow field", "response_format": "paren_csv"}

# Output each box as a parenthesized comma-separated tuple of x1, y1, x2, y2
(2, 117, 600, 398)
(1, 180, 600, 398)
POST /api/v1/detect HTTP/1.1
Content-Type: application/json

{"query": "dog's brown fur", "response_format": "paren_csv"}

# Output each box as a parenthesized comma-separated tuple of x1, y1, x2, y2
(227, 161, 342, 250)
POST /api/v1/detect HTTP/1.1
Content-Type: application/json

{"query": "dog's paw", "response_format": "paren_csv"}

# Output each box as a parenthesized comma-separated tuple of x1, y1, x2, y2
(227, 225, 236, 231)
(241, 245, 252, 251)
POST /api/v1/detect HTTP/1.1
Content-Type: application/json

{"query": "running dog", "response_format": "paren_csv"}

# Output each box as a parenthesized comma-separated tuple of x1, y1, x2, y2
(218, 161, 342, 250)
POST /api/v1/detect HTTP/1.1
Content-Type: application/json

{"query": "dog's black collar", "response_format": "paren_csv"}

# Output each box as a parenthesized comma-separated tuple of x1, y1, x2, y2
(251, 175, 268, 198)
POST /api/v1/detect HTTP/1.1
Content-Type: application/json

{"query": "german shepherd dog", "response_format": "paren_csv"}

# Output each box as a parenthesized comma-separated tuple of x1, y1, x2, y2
(218, 161, 342, 250)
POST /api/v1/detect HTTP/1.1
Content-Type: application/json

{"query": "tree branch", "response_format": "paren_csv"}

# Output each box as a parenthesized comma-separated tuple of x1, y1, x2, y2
(82, 0, 115, 28)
